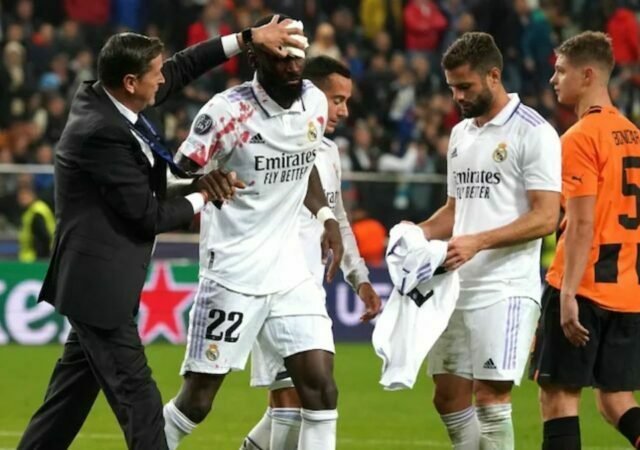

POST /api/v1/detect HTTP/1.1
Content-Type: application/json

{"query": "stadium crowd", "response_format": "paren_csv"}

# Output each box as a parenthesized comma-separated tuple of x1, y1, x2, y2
(0, 0, 638, 239)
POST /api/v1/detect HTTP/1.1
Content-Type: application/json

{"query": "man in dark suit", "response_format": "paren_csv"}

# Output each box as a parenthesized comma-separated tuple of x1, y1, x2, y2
(18, 17, 303, 450)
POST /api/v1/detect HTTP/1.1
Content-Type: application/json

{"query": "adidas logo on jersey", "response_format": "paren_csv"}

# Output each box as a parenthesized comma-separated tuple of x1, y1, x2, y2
(451, 147, 458, 158)
(483, 358, 497, 369)
(249, 133, 265, 144)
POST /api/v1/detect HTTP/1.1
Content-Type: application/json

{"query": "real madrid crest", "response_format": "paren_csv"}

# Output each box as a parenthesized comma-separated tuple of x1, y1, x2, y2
(493, 142, 508, 162)
(205, 343, 220, 361)
(307, 121, 318, 141)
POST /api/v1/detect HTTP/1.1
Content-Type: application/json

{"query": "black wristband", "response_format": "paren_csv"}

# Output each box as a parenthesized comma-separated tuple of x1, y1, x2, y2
(241, 28, 253, 46)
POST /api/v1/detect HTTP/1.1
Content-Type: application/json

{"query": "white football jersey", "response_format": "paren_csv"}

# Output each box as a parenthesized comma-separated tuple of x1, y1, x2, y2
(298, 137, 370, 290)
(177, 74, 328, 295)
(447, 94, 561, 309)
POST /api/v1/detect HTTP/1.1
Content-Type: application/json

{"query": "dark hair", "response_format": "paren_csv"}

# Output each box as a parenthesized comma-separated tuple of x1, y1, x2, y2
(253, 13, 291, 29)
(97, 32, 164, 89)
(302, 56, 351, 88)
(442, 32, 503, 73)
(555, 31, 614, 75)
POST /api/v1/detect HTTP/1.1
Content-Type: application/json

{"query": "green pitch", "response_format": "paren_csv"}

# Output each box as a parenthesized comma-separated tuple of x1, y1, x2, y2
(0, 343, 632, 449)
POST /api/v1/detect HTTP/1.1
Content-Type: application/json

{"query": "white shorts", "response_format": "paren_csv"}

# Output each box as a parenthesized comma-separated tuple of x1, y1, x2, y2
(180, 277, 335, 376)
(427, 296, 540, 385)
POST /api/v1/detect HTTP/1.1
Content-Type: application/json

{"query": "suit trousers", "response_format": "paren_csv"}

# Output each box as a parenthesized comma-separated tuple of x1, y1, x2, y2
(18, 317, 168, 450)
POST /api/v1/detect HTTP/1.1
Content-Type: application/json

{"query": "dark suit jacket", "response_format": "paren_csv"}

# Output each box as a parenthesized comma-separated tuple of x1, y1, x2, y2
(39, 37, 229, 329)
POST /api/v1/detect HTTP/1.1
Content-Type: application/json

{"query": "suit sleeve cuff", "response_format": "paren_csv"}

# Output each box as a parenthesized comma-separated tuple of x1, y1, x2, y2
(185, 193, 206, 214)
(221, 34, 242, 58)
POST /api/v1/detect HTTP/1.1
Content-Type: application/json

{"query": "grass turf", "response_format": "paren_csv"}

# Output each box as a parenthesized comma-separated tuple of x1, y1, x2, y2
(0, 343, 632, 449)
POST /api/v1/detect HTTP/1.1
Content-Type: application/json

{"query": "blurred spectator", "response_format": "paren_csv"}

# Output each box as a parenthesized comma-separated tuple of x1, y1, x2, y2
(331, 7, 363, 52)
(4, 21, 27, 46)
(349, 122, 381, 171)
(39, 53, 72, 94)
(64, 0, 110, 52)
(1, 41, 32, 123)
(371, 30, 393, 60)
(516, 0, 555, 95)
(111, 0, 145, 32)
(441, 0, 474, 49)
(29, 22, 56, 76)
(359, 0, 402, 46)
(607, 2, 640, 119)
(403, 0, 447, 60)
(235, 0, 270, 30)
(8, 0, 37, 37)
(307, 22, 342, 60)
(67, 49, 95, 101)
(186, 0, 237, 76)
(32, 141, 54, 203)
(344, 42, 366, 80)
(64, 0, 110, 26)
(351, 206, 387, 267)
(42, 93, 67, 144)
(16, 183, 55, 262)
(359, 54, 394, 121)
(55, 20, 84, 57)
(470, 0, 522, 91)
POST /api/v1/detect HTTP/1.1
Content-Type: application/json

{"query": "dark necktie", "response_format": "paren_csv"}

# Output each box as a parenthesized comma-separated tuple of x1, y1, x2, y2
(131, 114, 187, 177)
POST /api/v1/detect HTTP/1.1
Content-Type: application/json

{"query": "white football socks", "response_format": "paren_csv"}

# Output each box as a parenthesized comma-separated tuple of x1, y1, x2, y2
(440, 406, 481, 450)
(298, 409, 337, 450)
(476, 403, 514, 450)
(240, 407, 273, 449)
(163, 399, 197, 450)
(270, 407, 301, 450)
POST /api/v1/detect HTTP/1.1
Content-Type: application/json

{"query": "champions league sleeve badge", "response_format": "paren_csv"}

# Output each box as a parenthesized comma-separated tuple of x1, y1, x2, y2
(307, 121, 318, 141)
(492, 142, 508, 162)
(194, 114, 214, 135)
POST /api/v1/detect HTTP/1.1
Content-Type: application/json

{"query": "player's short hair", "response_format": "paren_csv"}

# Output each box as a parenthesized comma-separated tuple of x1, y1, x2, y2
(441, 32, 503, 73)
(302, 56, 351, 88)
(555, 31, 615, 75)
(253, 13, 292, 28)
(98, 32, 164, 89)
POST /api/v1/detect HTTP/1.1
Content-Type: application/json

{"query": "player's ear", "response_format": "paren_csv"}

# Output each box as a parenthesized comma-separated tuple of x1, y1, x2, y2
(582, 66, 594, 85)
(487, 67, 501, 86)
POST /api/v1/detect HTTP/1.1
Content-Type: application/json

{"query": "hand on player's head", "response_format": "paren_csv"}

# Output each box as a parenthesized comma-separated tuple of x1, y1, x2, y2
(251, 15, 306, 59)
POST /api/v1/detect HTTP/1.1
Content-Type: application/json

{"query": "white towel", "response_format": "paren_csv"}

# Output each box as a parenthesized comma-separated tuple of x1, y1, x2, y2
(283, 21, 308, 58)
(372, 223, 459, 390)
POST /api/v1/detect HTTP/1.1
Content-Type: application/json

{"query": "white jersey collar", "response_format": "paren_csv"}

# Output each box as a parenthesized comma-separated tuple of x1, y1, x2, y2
(468, 93, 521, 130)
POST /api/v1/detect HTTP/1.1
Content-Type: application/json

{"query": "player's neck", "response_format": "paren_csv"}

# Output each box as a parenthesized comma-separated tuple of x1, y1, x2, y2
(475, 89, 510, 128)
(575, 88, 613, 118)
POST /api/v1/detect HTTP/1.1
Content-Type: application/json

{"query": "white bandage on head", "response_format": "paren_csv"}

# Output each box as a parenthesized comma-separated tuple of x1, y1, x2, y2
(316, 206, 337, 224)
(283, 20, 308, 58)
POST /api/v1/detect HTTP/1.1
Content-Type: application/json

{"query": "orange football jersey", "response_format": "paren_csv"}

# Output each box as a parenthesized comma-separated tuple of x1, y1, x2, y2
(547, 106, 640, 312)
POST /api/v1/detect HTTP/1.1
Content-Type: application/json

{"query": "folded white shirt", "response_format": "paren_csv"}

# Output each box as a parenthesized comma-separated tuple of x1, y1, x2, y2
(372, 223, 459, 390)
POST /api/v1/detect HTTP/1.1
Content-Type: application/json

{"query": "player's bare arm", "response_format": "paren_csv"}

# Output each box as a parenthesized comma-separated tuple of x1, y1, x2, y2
(445, 190, 559, 270)
(305, 165, 344, 282)
(418, 196, 455, 240)
(332, 185, 381, 321)
(559, 195, 594, 347)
